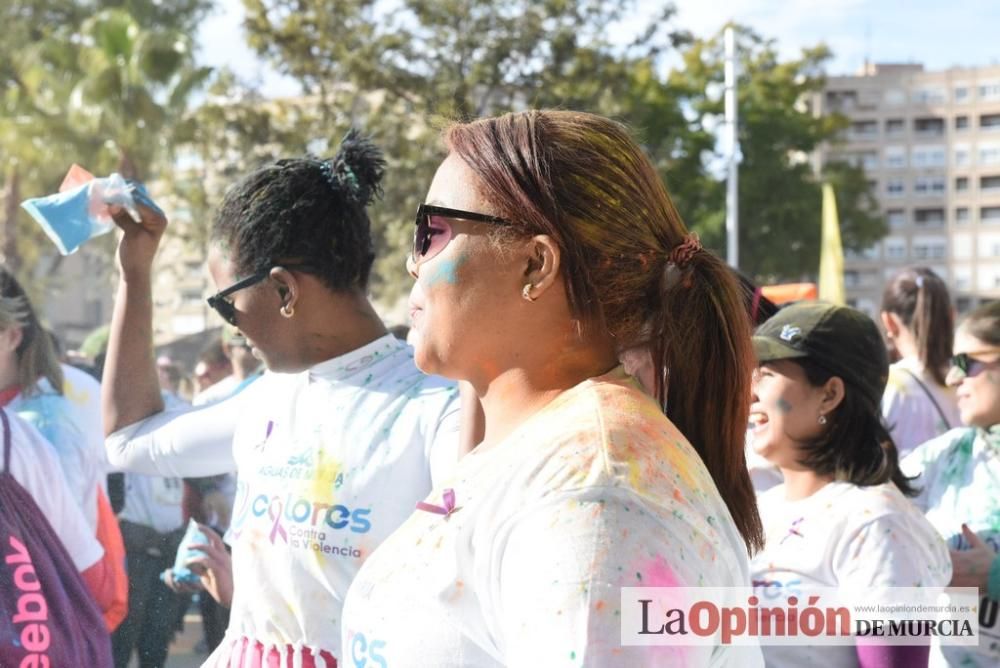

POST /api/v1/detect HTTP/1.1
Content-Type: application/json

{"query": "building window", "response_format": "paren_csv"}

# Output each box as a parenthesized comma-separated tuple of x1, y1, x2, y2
(981, 113, 1000, 131)
(914, 208, 946, 226)
(884, 89, 906, 106)
(844, 270, 860, 287)
(955, 207, 970, 224)
(955, 86, 970, 103)
(850, 120, 879, 138)
(954, 146, 971, 166)
(979, 81, 1000, 100)
(913, 88, 946, 104)
(885, 118, 905, 135)
(913, 243, 947, 260)
(886, 209, 907, 228)
(980, 144, 1000, 165)
(981, 175, 1000, 191)
(956, 176, 970, 191)
(884, 146, 907, 168)
(825, 90, 858, 111)
(912, 145, 947, 167)
(914, 177, 946, 195)
(914, 117, 945, 136)
(886, 180, 905, 197)
(885, 238, 907, 260)
(982, 206, 1000, 222)
(955, 115, 969, 130)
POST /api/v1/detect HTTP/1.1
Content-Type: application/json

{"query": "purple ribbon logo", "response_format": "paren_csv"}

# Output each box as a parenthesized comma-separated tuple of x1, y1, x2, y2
(268, 496, 288, 544)
(416, 488, 459, 518)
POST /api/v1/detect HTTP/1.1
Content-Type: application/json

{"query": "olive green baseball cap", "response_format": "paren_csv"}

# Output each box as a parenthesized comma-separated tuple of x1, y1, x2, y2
(753, 302, 889, 407)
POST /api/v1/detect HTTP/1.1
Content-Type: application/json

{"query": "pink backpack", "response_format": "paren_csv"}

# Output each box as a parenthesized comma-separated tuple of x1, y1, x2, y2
(0, 407, 112, 667)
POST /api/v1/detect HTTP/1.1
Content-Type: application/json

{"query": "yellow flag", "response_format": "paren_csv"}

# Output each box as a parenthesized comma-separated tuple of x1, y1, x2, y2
(818, 182, 845, 305)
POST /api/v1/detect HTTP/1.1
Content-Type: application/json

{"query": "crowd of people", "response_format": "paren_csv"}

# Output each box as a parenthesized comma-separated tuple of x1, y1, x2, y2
(1, 110, 997, 667)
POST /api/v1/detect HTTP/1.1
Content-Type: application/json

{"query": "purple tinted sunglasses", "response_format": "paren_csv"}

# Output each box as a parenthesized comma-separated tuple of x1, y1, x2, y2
(412, 204, 512, 264)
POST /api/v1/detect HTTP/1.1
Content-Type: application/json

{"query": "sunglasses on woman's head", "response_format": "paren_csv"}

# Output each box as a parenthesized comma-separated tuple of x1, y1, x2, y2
(206, 264, 316, 326)
(949, 350, 1000, 380)
(411, 204, 512, 265)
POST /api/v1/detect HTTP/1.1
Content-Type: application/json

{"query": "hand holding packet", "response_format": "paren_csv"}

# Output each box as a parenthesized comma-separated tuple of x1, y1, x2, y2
(20, 164, 164, 255)
(161, 519, 210, 588)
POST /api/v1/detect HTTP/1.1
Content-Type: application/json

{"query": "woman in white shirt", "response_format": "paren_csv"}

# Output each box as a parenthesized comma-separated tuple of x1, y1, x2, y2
(342, 110, 764, 666)
(902, 301, 1000, 666)
(749, 302, 951, 668)
(103, 132, 460, 667)
(880, 267, 960, 456)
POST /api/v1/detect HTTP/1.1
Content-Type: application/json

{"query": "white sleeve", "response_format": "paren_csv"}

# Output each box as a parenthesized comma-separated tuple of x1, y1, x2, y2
(6, 414, 103, 572)
(105, 380, 254, 477)
(492, 489, 736, 667)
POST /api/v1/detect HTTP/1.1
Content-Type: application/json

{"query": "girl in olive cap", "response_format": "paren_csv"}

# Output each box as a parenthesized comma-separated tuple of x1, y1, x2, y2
(748, 301, 951, 668)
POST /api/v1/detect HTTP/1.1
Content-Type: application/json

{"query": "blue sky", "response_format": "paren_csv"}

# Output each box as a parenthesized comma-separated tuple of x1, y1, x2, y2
(198, 0, 1000, 98)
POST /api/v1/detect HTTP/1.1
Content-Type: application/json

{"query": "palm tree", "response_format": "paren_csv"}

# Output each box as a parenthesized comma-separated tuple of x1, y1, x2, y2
(67, 8, 212, 181)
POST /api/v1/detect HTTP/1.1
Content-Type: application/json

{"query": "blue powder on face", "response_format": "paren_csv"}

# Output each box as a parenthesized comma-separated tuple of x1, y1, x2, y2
(421, 253, 467, 288)
(776, 397, 793, 414)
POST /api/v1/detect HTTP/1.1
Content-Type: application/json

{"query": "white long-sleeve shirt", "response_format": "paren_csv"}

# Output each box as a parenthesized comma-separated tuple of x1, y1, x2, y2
(106, 335, 460, 666)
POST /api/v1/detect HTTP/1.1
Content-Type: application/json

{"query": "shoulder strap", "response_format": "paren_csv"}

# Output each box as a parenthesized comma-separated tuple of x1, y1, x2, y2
(900, 368, 952, 430)
(1, 407, 10, 472)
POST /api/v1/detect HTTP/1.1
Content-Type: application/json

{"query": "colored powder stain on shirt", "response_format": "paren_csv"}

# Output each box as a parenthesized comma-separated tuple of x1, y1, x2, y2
(636, 554, 680, 587)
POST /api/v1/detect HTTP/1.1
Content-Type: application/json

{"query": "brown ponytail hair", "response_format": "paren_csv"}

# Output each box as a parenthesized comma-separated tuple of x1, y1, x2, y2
(881, 267, 953, 385)
(445, 110, 763, 553)
(0, 268, 63, 397)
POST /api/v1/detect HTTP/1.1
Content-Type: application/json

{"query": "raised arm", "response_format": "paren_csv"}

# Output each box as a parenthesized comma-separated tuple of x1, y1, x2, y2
(101, 197, 168, 435)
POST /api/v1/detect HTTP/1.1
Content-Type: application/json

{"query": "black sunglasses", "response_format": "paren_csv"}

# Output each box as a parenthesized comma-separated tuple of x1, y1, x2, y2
(412, 204, 511, 264)
(206, 264, 315, 326)
(949, 350, 1000, 379)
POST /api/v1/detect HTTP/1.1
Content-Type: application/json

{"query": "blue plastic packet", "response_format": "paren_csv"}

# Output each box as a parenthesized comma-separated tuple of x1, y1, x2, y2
(161, 519, 209, 588)
(20, 169, 163, 255)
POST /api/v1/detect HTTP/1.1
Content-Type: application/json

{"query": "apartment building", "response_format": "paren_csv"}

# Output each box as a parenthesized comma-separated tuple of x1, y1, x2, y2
(814, 62, 1000, 315)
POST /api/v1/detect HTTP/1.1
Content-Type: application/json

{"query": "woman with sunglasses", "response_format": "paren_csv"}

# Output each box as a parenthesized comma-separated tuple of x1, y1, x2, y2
(102, 132, 461, 667)
(880, 267, 960, 456)
(902, 301, 1000, 666)
(341, 110, 764, 666)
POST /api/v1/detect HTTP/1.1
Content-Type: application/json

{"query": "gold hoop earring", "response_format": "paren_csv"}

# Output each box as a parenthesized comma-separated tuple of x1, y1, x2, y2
(522, 284, 537, 302)
(281, 304, 295, 318)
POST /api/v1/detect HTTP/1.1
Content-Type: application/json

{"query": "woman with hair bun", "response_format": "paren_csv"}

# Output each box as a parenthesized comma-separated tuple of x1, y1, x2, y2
(880, 266, 960, 456)
(102, 131, 461, 666)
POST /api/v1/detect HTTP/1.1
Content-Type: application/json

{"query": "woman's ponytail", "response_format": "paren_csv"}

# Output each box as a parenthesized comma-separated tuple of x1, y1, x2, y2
(651, 246, 764, 554)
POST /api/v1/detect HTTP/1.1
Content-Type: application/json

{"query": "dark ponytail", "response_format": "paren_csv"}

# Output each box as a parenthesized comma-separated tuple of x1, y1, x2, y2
(652, 251, 764, 552)
(881, 267, 954, 385)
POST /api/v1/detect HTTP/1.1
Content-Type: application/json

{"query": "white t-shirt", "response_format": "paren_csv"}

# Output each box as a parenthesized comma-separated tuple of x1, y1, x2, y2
(342, 368, 762, 668)
(1, 409, 103, 571)
(10, 375, 104, 531)
(902, 427, 1000, 666)
(751, 481, 952, 668)
(882, 357, 960, 458)
(106, 335, 459, 666)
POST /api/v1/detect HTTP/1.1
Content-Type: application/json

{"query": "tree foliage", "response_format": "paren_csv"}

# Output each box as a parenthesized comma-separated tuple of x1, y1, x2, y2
(668, 26, 885, 282)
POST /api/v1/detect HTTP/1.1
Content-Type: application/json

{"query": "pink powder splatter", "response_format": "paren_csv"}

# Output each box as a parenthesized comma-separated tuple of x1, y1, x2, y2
(635, 554, 680, 587)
